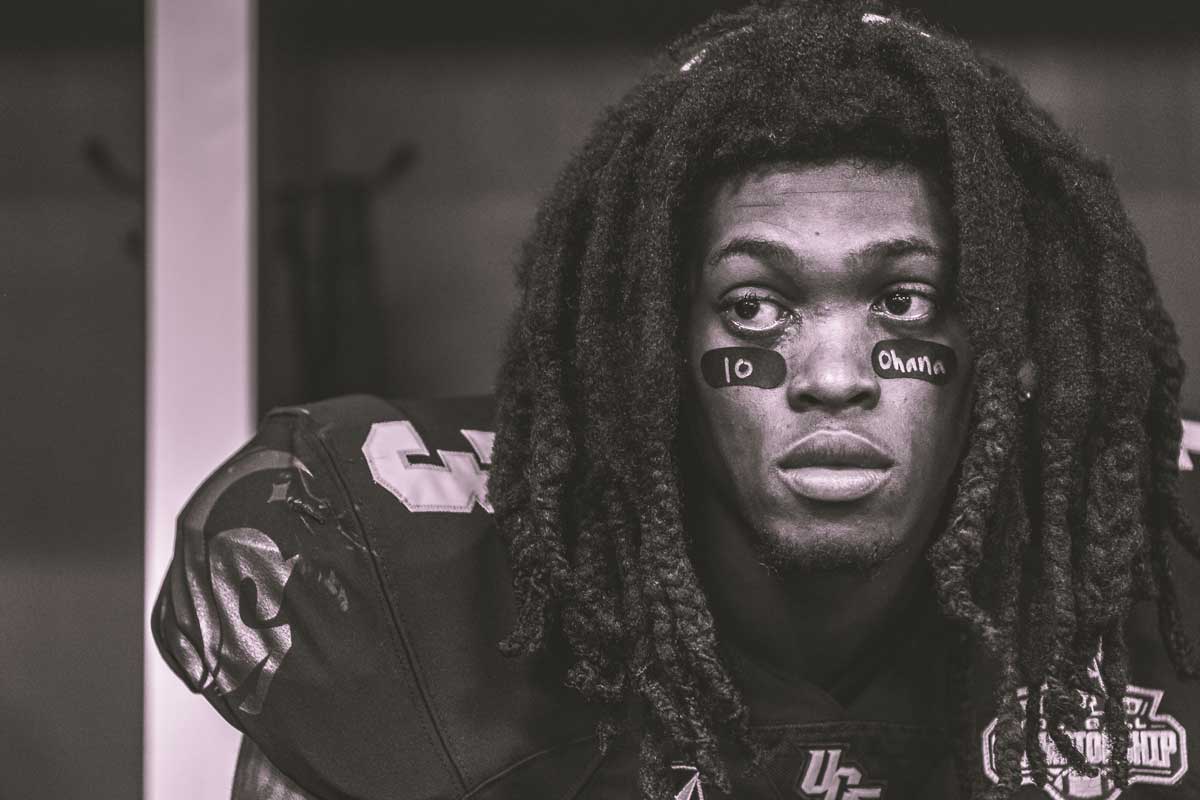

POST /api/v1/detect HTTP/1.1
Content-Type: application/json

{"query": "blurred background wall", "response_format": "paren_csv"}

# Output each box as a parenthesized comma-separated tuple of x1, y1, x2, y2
(0, 4, 144, 799)
(0, 2, 1196, 799)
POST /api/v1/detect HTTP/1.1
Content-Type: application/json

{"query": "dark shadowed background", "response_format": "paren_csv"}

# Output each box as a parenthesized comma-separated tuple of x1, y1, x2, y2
(1, 1, 1197, 798)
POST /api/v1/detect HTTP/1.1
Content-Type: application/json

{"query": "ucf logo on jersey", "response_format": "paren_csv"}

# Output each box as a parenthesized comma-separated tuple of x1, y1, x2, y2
(794, 747, 885, 800)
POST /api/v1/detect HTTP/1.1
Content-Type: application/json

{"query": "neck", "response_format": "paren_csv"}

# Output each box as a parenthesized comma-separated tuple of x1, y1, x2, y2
(688, 492, 933, 691)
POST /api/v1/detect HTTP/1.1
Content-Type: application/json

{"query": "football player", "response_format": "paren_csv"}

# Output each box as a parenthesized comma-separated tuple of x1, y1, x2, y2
(153, 2, 1200, 798)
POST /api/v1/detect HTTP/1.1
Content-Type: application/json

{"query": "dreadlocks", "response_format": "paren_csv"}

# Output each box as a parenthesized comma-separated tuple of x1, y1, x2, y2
(487, 2, 1198, 797)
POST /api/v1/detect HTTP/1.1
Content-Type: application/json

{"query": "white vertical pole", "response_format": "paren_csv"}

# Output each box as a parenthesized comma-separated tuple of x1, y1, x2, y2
(144, 0, 255, 798)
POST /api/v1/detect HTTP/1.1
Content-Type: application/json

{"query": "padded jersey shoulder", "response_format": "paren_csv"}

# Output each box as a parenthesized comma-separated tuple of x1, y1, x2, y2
(152, 395, 601, 800)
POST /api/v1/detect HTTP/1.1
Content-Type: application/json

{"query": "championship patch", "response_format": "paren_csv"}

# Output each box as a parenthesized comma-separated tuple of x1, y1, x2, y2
(981, 683, 1189, 799)
(700, 347, 786, 389)
(1180, 418, 1199, 471)
(871, 339, 955, 385)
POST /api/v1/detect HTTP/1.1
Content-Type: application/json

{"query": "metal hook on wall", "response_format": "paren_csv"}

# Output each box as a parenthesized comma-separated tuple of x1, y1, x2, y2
(82, 136, 144, 261)
(82, 137, 143, 197)
(369, 143, 418, 193)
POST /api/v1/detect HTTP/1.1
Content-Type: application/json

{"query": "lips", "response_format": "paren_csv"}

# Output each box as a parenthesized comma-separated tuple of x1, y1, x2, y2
(776, 430, 894, 502)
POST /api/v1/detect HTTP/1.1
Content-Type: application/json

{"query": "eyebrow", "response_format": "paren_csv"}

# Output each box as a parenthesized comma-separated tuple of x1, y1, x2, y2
(855, 237, 947, 262)
(704, 237, 798, 272)
(704, 235, 948, 272)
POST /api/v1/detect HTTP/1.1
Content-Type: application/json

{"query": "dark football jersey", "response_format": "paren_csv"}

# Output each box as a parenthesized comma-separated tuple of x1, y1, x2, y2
(152, 396, 1200, 800)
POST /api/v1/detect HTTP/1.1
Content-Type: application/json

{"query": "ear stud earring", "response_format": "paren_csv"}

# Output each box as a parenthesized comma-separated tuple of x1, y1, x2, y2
(1017, 359, 1037, 403)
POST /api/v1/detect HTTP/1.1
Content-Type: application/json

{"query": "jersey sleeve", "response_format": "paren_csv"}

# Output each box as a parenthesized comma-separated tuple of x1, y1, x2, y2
(151, 407, 462, 800)
(231, 736, 320, 800)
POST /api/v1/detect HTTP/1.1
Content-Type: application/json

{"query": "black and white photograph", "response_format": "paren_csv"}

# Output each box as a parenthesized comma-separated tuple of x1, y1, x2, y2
(3, 1, 1200, 799)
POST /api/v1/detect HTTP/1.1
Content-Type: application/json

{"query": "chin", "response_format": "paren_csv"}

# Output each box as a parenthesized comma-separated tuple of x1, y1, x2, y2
(749, 520, 907, 576)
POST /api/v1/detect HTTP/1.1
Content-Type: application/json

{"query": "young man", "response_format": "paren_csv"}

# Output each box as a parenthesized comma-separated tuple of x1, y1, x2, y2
(153, 3, 1200, 798)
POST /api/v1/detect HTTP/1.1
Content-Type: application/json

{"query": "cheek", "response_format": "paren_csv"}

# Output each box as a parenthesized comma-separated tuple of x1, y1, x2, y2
(686, 361, 780, 485)
(690, 370, 772, 442)
(687, 318, 786, 441)
(687, 319, 756, 437)
(882, 354, 974, 478)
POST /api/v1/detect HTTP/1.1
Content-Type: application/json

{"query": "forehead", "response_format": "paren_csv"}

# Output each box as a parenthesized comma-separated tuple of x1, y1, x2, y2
(694, 161, 954, 261)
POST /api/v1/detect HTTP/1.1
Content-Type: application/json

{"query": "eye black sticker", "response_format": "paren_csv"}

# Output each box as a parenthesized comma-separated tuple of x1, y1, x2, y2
(700, 347, 786, 389)
(872, 339, 956, 385)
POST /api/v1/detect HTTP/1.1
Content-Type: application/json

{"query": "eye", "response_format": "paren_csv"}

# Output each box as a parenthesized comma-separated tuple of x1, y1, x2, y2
(719, 292, 792, 336)
(872, 287, 938, 322)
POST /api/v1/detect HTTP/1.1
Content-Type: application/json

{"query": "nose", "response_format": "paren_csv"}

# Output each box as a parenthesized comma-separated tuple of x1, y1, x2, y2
(786, 324, 880, 411)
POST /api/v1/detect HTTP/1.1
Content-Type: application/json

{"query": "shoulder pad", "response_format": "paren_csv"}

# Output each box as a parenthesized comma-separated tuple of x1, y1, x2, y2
(152, 395, 600, 800)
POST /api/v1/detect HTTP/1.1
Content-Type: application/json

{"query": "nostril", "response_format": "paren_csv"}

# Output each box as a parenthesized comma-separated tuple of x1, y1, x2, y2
(846, 388, 876, 407)
(786, 365, 881, 411)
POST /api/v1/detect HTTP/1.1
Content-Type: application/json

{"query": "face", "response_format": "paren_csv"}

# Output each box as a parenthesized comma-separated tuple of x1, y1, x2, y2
(684, 160, 973, 573)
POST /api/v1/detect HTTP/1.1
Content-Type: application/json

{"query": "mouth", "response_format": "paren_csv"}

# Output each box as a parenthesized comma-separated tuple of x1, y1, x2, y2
(776, 430, 894, 503)
(777, 466, 890, 503)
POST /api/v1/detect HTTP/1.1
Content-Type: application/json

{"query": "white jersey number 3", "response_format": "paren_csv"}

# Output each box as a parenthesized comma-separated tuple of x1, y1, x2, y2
(363, 421, 495, 513)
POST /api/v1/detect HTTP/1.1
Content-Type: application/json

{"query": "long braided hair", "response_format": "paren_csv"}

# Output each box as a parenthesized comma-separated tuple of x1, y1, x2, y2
(486, 2, 1198, 796)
